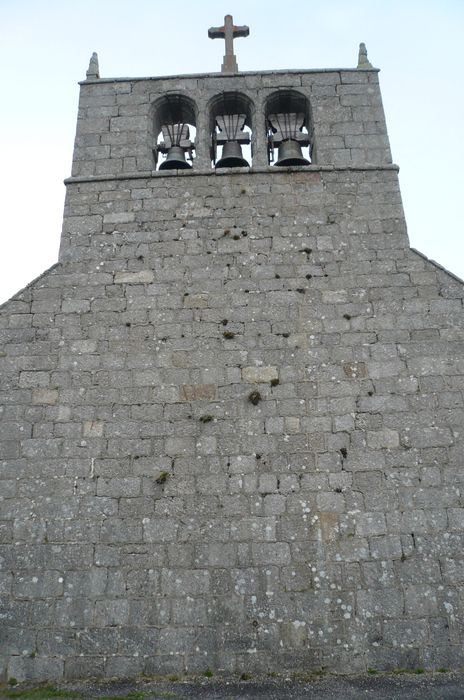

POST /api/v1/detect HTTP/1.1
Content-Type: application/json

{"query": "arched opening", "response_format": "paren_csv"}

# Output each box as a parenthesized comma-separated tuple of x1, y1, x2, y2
(265, 90, 312, 166)
(152, 94, 197, 170)
(209, 92, 254, 168)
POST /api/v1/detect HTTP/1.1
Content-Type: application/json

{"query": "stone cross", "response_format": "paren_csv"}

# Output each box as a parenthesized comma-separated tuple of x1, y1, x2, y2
(208, 15, 249, 73)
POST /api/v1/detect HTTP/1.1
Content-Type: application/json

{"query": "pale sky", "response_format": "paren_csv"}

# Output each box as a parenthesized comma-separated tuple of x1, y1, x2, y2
(1, 0, 463, 304)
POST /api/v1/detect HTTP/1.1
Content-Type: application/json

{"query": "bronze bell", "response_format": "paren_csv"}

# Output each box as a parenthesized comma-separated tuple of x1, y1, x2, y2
(159, 146, 192, 170)
(215, 141, 249, 168)
(274, 139, 310, 167)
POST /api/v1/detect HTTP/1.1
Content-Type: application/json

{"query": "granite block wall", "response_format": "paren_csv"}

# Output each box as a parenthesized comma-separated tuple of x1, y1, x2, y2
(1, 66, 464, 682)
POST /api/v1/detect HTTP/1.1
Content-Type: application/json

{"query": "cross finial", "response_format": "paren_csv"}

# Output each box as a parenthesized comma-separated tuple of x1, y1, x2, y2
(208, 15, 249, 73)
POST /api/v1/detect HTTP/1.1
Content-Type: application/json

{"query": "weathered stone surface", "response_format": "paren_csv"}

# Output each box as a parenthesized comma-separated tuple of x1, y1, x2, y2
(180, 384, 217, 401)
(114, 270, 154, 284)
(1, 59, 463, 683)
(31, 388, 58, 405)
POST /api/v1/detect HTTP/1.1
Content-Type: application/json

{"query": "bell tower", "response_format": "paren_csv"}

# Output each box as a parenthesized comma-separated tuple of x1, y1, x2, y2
(61, 28, 392, 260)
(2, 18, 464, 684)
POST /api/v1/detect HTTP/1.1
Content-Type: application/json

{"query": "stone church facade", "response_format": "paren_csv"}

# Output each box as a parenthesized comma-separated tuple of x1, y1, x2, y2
(1, 38, 464, 681)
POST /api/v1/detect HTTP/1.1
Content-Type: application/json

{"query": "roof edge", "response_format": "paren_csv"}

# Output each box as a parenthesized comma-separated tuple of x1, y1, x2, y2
(0, 263, 61, 312)
(411, 248, 464, 286)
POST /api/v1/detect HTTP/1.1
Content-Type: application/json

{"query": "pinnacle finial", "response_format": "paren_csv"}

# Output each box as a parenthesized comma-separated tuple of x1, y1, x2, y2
(357, 42, 373, 70)
(86, 52, 100, 79)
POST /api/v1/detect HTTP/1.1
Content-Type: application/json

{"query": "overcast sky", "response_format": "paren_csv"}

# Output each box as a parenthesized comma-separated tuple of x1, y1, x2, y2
(1, 0, 463, 304)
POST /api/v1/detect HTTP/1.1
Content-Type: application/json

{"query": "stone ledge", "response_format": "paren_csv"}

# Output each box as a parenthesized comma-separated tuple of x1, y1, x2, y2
(79, 66, 380, 85)
(64, 163, 400, 185)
